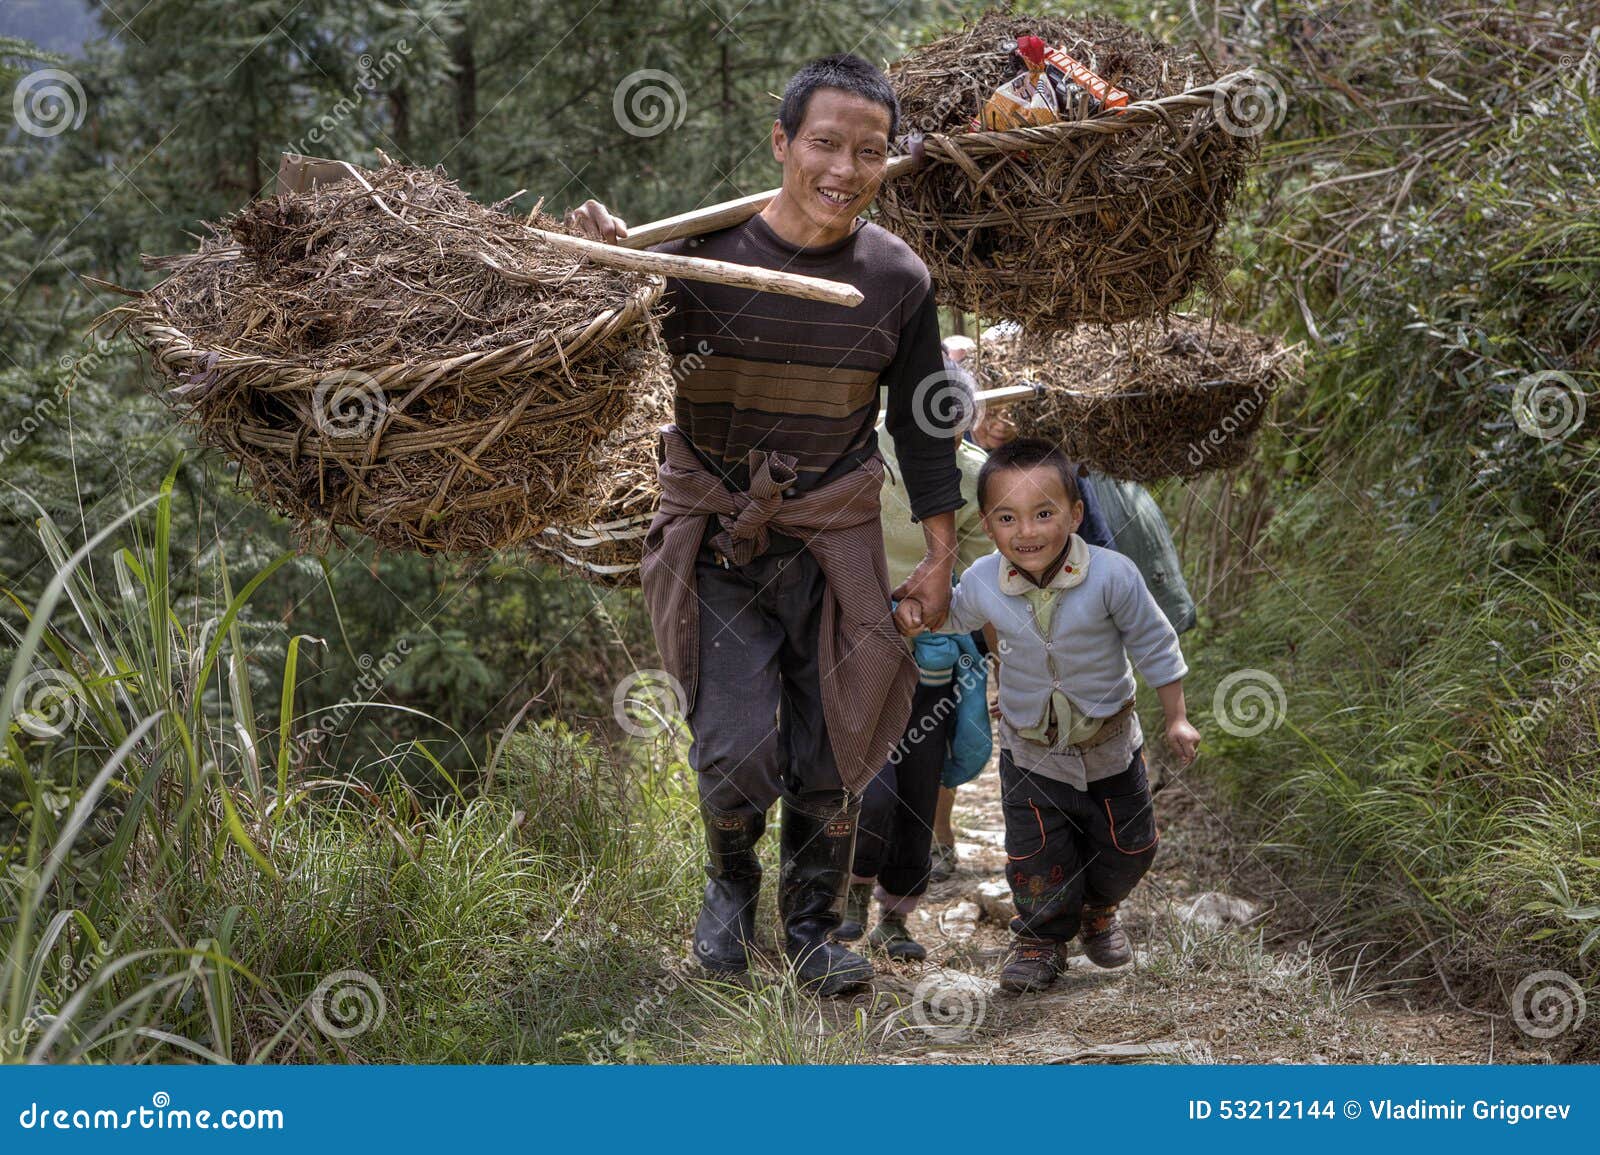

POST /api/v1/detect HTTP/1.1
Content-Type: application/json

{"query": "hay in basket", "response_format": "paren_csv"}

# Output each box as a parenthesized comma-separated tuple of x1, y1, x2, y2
(977, 314, 1297, 482)
(879, 8, 1261, 329)
(524, 352, 674, 587)
(107, 162, 664, 555)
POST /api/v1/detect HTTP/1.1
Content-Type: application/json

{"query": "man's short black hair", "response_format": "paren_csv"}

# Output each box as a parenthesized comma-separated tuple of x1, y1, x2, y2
(778, 53, 899, 145)
(977, 437, 1083, 512)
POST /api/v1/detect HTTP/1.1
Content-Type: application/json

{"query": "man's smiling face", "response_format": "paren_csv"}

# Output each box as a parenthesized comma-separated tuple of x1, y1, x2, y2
(769, 87, 891, 244)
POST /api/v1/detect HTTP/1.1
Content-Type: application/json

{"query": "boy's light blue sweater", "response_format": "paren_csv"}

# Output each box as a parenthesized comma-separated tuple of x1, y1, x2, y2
(943, 546, 1188, 734)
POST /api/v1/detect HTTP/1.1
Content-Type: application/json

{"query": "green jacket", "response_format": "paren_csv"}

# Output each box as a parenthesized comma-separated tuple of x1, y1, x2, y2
(1090, 474, 1197, 635)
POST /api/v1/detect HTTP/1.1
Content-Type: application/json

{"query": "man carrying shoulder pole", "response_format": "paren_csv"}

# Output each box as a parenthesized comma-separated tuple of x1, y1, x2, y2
(568, 54, 964, 995)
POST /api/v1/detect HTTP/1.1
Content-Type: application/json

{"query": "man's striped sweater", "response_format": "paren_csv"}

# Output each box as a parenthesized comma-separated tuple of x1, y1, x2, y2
(648, 211, 964, 553)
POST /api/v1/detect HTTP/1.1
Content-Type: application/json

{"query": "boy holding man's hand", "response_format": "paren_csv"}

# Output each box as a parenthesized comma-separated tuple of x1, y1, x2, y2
(898, 438, 1200, 993)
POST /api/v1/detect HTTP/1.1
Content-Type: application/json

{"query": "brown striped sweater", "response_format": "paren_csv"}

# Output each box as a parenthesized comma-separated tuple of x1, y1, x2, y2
(649, 212, 965, 552)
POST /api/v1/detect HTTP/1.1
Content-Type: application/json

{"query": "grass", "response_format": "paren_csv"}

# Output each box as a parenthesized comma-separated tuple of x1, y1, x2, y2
(1172, 460, 1600, 1057)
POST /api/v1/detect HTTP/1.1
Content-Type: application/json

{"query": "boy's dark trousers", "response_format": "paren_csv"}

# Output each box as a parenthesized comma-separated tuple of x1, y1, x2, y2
(998, 744, 1159, 941)
(851, 677, 951, 899)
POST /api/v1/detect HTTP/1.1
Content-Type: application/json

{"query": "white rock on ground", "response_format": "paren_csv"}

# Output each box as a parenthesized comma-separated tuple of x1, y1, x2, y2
(1178, 891, 1260, 929)
(940, 900, 980, 939)
(976, 880, 1012, 923)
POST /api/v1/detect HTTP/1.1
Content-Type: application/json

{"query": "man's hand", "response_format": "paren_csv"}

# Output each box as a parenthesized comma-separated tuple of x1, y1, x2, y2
(893, 511, 957, 631)
(1164, 718, 1200, 767)
(565, 199, 629, 244)
(892, 556, 952, 632)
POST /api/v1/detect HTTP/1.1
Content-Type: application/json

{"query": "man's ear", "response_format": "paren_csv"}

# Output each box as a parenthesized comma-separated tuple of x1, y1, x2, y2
(771, 119, 787, 163)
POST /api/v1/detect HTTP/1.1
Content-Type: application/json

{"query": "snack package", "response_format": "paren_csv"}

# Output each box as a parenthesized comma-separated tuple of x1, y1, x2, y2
(1033, 35, 1131, 115)
(979, 35, 1059, 130)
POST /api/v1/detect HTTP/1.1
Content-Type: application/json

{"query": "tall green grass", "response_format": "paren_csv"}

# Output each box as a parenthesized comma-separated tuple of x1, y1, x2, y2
(0, 466, 922, 1063)
(1180, 465, 1599, 1055)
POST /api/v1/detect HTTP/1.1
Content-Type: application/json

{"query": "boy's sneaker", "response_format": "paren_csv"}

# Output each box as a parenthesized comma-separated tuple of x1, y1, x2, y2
(832, 882, 873, 943)
(1079, 903, 1133, 968)
(928, 841, 959, 882)
(998, 937, 1067, 993)
(867, 914, 927, 961)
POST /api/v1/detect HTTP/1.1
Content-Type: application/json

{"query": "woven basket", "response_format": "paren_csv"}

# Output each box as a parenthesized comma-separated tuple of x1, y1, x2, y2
(120, 247, 664, 555)
(526, 354, 674, 586)
(978, 314, 1297, 482)
(880, 12, 1264, 329)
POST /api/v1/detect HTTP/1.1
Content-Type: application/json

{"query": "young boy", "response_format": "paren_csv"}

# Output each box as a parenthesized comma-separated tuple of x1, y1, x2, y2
(895, 439, 1201, 993)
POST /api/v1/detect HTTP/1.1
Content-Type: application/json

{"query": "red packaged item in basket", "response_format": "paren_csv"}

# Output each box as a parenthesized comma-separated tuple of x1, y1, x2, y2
(980, 34, 1059, 130)
(1033, 36, 1131, 114)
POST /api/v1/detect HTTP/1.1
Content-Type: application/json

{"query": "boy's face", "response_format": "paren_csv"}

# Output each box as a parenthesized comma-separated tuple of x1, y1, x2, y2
(771, 88, 891, 238)
(981, 464, 1084, 579)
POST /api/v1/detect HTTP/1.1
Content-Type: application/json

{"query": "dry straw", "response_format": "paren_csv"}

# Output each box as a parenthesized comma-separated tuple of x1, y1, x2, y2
(975, 314, 1298, 481)
(105, 162, 665, 555)
(524, 352, 675, 586)
(880, 8, 1259, 329)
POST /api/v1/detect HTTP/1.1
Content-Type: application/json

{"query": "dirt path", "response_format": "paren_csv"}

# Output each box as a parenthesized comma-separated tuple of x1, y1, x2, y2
(845, 740, 1533, 1064)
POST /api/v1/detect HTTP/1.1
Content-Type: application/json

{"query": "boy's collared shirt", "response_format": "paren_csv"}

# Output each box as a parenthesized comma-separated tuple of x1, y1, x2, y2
(1001, 535, 1105, 752)
(945, 533, 1186, 790)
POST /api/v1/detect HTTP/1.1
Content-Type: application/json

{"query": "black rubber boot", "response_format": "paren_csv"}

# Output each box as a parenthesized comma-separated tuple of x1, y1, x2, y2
(779, 795, 875, 996)
(691, 803, 765, 975)
(832, 882, 873, 943)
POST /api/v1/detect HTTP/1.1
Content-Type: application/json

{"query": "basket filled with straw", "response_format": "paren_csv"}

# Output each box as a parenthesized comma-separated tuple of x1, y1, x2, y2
(878, 8, 1266, 329)
(979, 314, 1297, 481)
(105, 158, 859, 555)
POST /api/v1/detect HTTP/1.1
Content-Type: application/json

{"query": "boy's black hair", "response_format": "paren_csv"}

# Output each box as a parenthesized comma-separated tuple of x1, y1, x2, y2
(977, 437, 1083, 512)
(778, 54, 899, 146)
